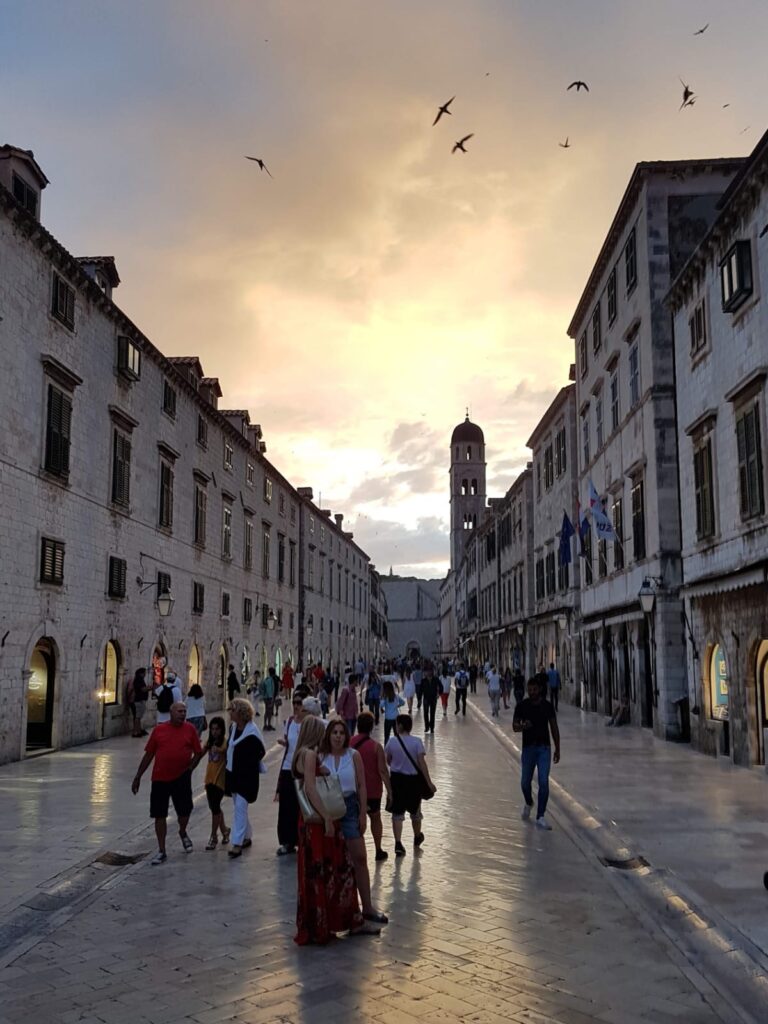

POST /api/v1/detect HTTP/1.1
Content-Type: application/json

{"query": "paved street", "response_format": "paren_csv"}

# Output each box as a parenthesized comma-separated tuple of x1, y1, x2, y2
(0, 708, 735, 1024)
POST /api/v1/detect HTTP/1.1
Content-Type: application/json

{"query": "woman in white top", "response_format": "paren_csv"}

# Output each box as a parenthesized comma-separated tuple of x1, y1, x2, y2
(385, 713, 437, 857)
(185, 684, 206, 735)
(319, 719, 388, 925)
(274, 694, 306, 855)
(402, 670, 416, 715)
(439, 673, 452, 717)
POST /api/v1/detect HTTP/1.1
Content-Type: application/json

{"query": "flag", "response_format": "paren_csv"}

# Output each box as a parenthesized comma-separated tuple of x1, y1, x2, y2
(588, 479, 617, 543)
(558, 512, 575, 566)
(576, 499, 590, 556)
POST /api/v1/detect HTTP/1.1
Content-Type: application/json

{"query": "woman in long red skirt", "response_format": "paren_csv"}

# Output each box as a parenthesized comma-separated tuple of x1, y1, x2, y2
(291, 716, 379, 945)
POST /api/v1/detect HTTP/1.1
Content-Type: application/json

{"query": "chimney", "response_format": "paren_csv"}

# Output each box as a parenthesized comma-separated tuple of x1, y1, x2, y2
(77, 257, 120, 300)
(0, 145, 49, 221)
(297, 487, 314, 500)
(334, 514, 344, 528)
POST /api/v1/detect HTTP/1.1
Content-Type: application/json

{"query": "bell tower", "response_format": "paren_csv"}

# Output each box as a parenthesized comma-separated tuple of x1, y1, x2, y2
(449, 413, 486, 571)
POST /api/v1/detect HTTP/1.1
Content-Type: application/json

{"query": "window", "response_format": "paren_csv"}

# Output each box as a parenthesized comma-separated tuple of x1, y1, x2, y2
(117, 336, 141, 380)
(466, 446, 472, 461)
(736, 403, 765, 519)
(290, 504, 296, 525)
(693, 439, 716, 538)
(244, 516, 254, 569)
(579, 332, 588, 378)
(610, 371, 620, 432)
(720, 241, 753, 313)
(689, 298, 707, 356)
(157, 571, 171, 599)
(162, 380, 177, 418)
(581, 412, 590, 466)
(246, 462, 255, 487)
(264, 477, 273, 503)
(197, 414, 208, 448)
(544, 445, 554, 490)
(278, 534, 285, 582)
(192, 484, 206, 546)
(44, 384, 72, 478)
(277, 608, 283, 627)
(595, 394, 604, 449)
(290, 541, 297, 586)
(598, 539, 607, 578)
(583, 530, 593, 585)
(309, 515, 315, 535)
(308, 550, 315, 589)
(243, 597, 253, 623)
(289, 611, 295, 630)
(108, 556, 126, 598)
(224, 442, 233, 471)
(555, 427, 567, 477)
(279, 491, 286, 515)
(545, 552, 556, 594)
(592, 303, 602, 354)
(629, 343, 640, 408)
(12, 171, 38, 215)
(625, 227, 637, 294)
(221, 591, 231, 618)
(262, 524, 271, 577)
(471, 479, 478, 496)
(193, 581, 205, 614)
(262, 602, 269, 628)
(709, 644, 729, 721)
(557, 558, 569, 592)
(111, 430, 131, 507)
(159, 461, 174, 529)
(612, 498, 624, 570)
(607, 267, 617, 324)
(52, 273, 75, 330)
(222, 503, 232, 558)
(535, 559, 545, 600)
(536, 461, 542, 499)
(631, 479, 646, 561)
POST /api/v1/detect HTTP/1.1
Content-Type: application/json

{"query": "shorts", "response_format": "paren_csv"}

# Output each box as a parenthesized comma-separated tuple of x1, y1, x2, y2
(339, 794, 362, 840)
(390, 772, 423, 821)
(150, 771, 193, 819)
(133, 701, 147, 719)
(205, 782, 224, 814)
(366, 796, 382, 815)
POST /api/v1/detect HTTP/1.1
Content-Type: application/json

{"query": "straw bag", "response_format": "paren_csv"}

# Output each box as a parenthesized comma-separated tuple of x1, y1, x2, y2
(294, 774, 347, 824)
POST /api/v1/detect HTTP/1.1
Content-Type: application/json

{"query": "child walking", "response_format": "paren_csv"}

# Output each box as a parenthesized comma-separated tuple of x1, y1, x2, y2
(203, 716, 231, 849)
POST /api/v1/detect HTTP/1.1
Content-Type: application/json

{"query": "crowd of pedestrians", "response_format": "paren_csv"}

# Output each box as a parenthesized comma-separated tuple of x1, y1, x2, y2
(128, 652, 561, 944)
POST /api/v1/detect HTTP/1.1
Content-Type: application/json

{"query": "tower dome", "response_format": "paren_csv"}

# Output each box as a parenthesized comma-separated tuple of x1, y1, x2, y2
(451, 414, 484, 445)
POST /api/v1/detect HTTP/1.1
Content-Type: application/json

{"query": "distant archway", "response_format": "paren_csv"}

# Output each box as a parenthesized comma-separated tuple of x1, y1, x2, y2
(27, 638, 56, 749)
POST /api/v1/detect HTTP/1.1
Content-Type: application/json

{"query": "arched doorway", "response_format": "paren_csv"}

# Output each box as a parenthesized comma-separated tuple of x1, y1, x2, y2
(240, 645, 251, 685)
(217, 645, 227, 690)
(275, 647, 283, 677)
(151, 644, 167, 687)
(102, 640, 120, 705)
(27, 639, 55, 749)
(755, 640, 768, 765)
(188, 644, 201, 689)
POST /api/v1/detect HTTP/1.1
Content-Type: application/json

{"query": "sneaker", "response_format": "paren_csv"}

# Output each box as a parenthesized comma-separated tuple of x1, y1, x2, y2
(414, 832, 425, 847)
(151, 851, 167, 866)
(276, 844, 295, 856)
(536, 816, 552, 830)
(375, 849, 389, 861)
(394, 841, 406, 857)
(180, 833, 193, 852)
(521, 805, 532, 821)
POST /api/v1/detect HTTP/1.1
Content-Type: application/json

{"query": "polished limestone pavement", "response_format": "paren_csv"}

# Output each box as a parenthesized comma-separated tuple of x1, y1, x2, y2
(0, 710, 727, 1024)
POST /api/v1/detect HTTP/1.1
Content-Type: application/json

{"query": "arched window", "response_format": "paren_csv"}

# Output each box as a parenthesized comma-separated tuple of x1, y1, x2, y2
(188, 644, 200, 688)
(471, 479, 477, 495)
(473, 513, 478, 528)
(461, 479, 468, 495)
(466, 446, 472, 461)
(709, 644, 728, 720)
(102, 641, 120, 704)
(455, 446, 459, 461)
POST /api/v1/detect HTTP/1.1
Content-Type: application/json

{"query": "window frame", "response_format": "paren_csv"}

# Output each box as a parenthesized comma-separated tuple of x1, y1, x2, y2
(193, 581, 205, 615)
(689, 297, 708, 357)
(720, 240, 753, 314)
(610, 370, 620, 432)
(693, 437, 716, 538)
(629, 342, 640, 408)
(625, 227, 637, 294)
(111, 428, 132, 508)
(107, 555, 127, 599)
(607, 267, 618, 324)
(44, 383, 72, 479)
(194, 483, 207, 547)
(116, 335, 141, 381)
(222, 501, 233, 559)
(162, 380, 177, 419)
(591, 302, 602, 355)
(631, 478, 646, 561)
(40, 537, 64, 585)
(736, 402, 765, 520)
(158, 459, 174, 530)
(12, 171, 38, 215)
(51, 273, 75, 331)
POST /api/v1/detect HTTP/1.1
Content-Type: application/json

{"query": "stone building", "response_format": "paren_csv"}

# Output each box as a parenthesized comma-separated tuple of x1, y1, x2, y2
(380, 575, 441, 661)
(0, 145, 383, 764)
(527, 380, 581, 704)
(568, 158, 743, 739)
(667, 130, 768, 766)
(369, 568, 389, 664)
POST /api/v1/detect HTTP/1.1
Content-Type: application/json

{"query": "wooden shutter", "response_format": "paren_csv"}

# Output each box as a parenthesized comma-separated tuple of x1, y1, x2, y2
(112, 431, 131, 506)
(108, 556, 127, 597)
(41, 538, 64, 583)
(45, 385, 72, 477)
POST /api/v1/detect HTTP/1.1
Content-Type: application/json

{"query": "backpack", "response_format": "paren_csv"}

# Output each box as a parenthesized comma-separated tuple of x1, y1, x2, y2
(156, 684, 174, 713)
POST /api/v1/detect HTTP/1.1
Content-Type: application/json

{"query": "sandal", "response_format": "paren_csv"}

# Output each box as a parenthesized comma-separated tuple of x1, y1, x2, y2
(180, 833, 193, 853)
(205, 837, 217, 851)
(221, 827, 231, 844)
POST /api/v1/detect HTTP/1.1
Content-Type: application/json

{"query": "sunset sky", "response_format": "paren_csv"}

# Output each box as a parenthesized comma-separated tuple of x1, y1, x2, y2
(3, 0, 767, 577)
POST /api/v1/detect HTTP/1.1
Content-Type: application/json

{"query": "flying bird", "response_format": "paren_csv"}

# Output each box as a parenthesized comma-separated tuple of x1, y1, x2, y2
(433, 96, 455, 126)
(740, 126, 751, 135)
(567, 81, 589, 92)
(559, 137, 571, 148)
(245, 156, 273, 177)
(452, 134, 474, 154)
(693, 23, 709, 35)
(679, 79, 696, 110)
(723, 103, 731, 108)
(759, 224, 768, 238)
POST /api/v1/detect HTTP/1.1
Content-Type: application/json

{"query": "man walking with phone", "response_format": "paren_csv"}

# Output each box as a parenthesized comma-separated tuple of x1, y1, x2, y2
(513, 677, 560, 831)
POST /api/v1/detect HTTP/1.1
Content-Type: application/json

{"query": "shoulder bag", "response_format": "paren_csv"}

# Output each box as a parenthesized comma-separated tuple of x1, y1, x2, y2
(294, 765, 347, 824)
(394, 732, 435, 801)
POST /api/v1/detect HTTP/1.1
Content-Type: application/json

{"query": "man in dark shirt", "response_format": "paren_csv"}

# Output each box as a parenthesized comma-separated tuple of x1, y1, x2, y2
(227, 664, 241, 702)
(421, 666, 440, 734)
(513, 677, 560, 830)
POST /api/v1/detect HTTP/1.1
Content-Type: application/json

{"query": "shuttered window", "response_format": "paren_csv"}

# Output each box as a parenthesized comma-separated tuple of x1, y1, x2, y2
(52, 274, 75, 330)
(193, 582, 205, 614)
(111, 430, 131, 506)
(243, 597, 252, 623)
(108, 556, 127, 598)
(736, 404, 765, 519)
(159, 461, 174, 528)
(40, 538, 65, 584)
(44, 384, 72, 477)
(194, 485, 207, 546)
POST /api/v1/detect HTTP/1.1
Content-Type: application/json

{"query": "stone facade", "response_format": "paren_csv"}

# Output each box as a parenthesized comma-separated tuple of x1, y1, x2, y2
(0, 147, 383, 765)
(667, 131, 768, 766)
(380, 576, 441, 661)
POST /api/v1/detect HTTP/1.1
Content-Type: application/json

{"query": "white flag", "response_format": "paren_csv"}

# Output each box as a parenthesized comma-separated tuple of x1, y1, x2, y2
(588, 479, 617, 543)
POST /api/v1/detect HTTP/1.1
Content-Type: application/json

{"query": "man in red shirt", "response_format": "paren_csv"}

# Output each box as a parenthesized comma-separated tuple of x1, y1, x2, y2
(132, 702, 203, 865)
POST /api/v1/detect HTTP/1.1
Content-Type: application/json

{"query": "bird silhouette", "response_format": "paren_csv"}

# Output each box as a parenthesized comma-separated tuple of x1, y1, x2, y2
(245, 156, 273, 177)
(452, 134, 474, 154)
(723, 103, 731, 109)
(433, 97, 455, 127)
(567, 81, 589, 92)
(559, 137, 571, 149)
(740, 126, 751, 135)
(693, 23, 709, 35)
(679, 79, 695, 110)
(759, 224, 768, 238)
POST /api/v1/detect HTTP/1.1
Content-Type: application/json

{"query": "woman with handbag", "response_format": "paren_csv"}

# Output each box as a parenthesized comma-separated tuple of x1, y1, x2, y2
(224, 698, 266, 858)
(385, 713, 437, 857)
(292, 718, 379, 944)
(274, 693, 306, 856)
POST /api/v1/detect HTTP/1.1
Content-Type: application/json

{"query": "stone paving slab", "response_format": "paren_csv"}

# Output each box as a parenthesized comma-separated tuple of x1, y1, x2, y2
(0, 709, 729, 1024)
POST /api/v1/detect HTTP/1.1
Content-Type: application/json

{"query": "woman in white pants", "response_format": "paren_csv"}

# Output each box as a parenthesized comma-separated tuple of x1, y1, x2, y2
(224, 698, 266, 858)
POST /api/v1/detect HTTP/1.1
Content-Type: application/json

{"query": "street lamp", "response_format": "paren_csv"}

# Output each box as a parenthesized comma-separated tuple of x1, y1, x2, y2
(638, 577, 660, 708)
(137, 577, 175, 617)
(639, 578, 656, 615)
(306, 615, 314, 637)
(516, 623, 524, 636)
(557, 613, 568, 632)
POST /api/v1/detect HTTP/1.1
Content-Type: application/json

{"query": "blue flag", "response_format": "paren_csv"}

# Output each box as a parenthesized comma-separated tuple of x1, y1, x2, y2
(558, 512, 575, 566)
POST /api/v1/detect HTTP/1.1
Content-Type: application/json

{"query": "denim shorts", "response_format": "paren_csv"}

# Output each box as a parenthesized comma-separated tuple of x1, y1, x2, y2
(339, 793, 362, 839)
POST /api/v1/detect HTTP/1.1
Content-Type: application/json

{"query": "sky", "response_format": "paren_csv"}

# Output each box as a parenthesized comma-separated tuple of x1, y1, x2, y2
(3, 0, 767, 578)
